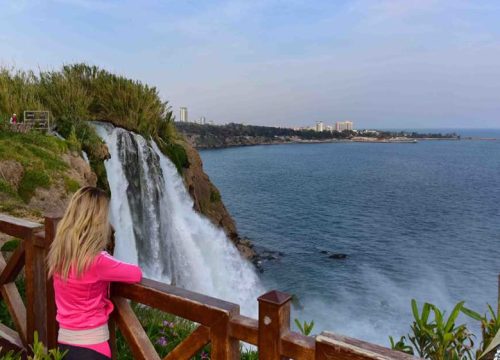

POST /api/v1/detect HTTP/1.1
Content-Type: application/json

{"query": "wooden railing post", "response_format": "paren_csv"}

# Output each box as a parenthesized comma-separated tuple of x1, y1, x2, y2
(44, 216, 58, 349)
(210, 312, 240, 360)
(258, 290, 292, 360)
(25, 215, 59, 349)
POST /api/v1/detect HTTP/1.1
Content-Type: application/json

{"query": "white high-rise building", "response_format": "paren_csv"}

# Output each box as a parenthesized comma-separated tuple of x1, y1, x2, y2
(200, 116, 206, 125)
(180, 107, 188, 122)
(316, 121, 325, 132)
(335, 121, 353, 131)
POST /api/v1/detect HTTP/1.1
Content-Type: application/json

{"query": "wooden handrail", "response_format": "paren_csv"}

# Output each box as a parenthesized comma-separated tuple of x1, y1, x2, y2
(112, 278, 239, 326)
(0, 213, 417, 360)
(0, 214, 43, 241)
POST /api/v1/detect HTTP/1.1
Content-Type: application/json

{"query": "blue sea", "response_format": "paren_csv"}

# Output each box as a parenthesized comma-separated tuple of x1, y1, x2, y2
(200, 129, 500, 346)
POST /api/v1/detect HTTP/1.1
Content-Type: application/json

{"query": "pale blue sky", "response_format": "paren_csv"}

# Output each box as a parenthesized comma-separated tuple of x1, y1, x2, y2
(1, 0, 500, 128)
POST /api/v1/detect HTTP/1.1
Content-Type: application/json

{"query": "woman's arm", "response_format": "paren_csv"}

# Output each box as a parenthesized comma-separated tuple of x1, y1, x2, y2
(95, 252, 142, 283)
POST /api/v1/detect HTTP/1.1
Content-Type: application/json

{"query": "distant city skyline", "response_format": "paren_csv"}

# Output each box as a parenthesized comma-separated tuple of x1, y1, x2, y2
(1, 1, 499, 128)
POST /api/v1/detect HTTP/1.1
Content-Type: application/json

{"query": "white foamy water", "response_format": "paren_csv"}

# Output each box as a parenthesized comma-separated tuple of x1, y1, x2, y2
(95, 124, 263, 315)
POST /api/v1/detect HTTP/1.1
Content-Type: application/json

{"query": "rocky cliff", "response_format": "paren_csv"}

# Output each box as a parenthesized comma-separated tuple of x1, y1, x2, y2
(178, 138, 255, 259)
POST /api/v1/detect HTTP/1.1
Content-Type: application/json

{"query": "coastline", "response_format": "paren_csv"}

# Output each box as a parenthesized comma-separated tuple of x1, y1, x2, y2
(192, 137, 462, 150)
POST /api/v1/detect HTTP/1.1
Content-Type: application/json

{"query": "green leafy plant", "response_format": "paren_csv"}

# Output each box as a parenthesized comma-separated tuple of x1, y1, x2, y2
(0, 332, 67, 359)
(240, 347, 259, 360)
(30, 331, 68, 359)
(294, 318, 315, 336)
(389, 335, 414, 355)
(0, 238, 20, 252)
(390, 300, 475, 360)
(462, 303, 500, 359)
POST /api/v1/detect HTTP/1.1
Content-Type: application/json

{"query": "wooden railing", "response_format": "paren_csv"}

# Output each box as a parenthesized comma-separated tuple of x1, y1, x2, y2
(0, 213, 416, 360)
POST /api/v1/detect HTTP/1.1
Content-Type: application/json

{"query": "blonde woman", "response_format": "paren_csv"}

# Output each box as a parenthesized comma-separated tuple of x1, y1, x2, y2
(48, 187, 142, 359)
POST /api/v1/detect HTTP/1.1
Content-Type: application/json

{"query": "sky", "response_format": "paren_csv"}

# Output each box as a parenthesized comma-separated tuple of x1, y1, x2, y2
(1, 0, 500, 129)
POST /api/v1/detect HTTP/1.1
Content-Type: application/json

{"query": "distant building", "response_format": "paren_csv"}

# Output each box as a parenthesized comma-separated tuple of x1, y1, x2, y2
(180, 107, 188, 122)
(335, 121, 353, 131)
(326, 125, 333, 132)
(316, 121, 325, 132)
(200, 116, 206, 125)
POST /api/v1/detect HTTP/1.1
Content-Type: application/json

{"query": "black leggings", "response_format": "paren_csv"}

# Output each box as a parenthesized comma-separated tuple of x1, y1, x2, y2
(57, 343, 111, 360)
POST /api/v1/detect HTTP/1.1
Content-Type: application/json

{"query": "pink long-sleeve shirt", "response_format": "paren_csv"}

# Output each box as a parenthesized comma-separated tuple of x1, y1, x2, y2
(53, 251, 142, 357)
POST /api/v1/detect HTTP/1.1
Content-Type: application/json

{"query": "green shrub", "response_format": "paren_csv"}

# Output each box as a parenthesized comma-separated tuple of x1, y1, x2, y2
(56, 118, 109, 190)
(66, 126, 81, 152)
(18, 169, 51, 202)
(0, 179, 17, 196)
(158, 141, 189, 173)
(390, 299, 475, 360)
(1, 238, 20, 252)
(63, 176, 80, 193)
(0, 332, 68, 359)
(241, 349, 259, 360)
(210, 189, 221, 203)
(461, 304, 500, 359)
(0, 68, 43, 119)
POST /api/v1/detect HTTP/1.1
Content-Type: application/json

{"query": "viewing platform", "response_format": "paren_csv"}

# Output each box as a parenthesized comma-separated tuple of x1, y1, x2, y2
(0, 213, 417, 360)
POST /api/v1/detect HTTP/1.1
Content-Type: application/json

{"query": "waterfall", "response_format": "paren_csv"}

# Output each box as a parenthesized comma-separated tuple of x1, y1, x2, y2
(95, 124, 263, 315)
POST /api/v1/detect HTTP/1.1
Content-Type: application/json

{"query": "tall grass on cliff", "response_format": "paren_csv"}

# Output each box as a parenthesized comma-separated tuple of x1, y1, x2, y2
(0, 68, 43, 121)
(36, 63, 177, 138)
(0, 63, 185, 186)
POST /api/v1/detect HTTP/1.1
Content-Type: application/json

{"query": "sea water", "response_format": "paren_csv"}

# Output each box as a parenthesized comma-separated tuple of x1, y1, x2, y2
(200, 130, 500, 345)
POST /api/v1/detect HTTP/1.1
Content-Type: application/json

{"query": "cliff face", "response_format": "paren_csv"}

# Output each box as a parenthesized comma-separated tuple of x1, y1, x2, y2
(0, 131, 96, 222)
(179, 139, 255, 259)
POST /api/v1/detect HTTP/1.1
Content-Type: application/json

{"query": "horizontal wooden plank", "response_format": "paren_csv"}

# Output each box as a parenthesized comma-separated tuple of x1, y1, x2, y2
(113, 296, 160, 360)
(229, 315, 258, 345)
(281, 331, 315, 360)
(112, 278, 239, 326)
(0, 214, 42, 240)
(164, 325, 210, 360)
(316, 332, 417, 360)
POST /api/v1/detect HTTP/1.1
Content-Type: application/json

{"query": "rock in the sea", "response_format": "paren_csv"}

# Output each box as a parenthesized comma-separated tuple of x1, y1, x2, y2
(328, 253, 348, 260)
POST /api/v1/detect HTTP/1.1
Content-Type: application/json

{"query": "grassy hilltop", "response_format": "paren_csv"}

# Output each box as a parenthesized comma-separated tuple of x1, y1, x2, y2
(0, 64, 242, 248)
(0, 64, 186, 188)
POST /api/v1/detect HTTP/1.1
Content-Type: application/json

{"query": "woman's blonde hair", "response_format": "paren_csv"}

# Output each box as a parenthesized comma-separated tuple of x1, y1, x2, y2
(47, 186, 111, 279)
